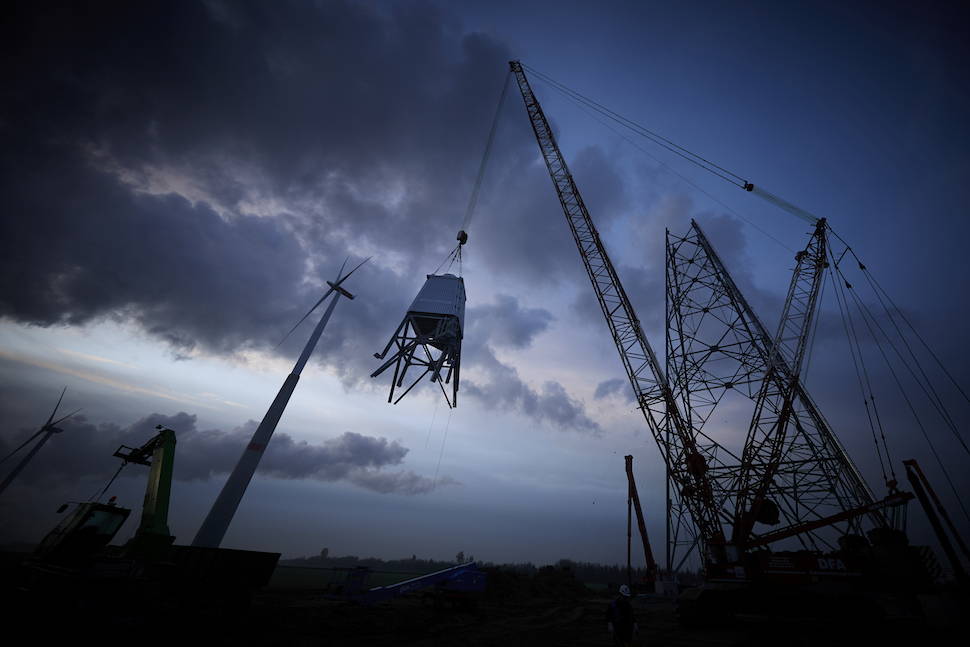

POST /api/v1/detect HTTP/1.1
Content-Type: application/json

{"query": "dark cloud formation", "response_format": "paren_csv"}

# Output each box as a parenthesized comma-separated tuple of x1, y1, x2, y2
(0, 0, 611, 428)
(594, 377, 632, 402)
(0, 411, 451, 495)
(467, 294, 553, 349)
(462, 346, 600, 434)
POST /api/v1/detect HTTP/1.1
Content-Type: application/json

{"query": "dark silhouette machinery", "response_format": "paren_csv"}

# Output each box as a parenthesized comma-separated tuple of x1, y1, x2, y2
(509, 61, 961, 615)
(11, 426, 279, 619)
(625, 455, 658, 590)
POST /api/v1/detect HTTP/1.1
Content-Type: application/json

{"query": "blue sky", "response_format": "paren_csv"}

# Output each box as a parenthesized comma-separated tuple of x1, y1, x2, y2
(1, 0, 968, 568)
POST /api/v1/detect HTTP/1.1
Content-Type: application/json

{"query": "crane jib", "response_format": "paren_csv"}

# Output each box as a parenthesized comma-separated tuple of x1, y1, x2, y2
(509, 60, 728, 559)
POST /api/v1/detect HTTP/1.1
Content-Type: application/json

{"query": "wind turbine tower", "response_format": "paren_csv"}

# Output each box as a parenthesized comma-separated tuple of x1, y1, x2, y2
(192, 260, 366, 548)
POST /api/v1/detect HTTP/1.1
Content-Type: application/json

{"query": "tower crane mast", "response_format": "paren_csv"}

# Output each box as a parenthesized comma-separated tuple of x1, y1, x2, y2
(509, 60, 728, 563)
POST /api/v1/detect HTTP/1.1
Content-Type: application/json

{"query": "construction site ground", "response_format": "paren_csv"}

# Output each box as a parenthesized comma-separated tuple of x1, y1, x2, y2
(211, 589, 956, 646)
(5, 555, 960, 646)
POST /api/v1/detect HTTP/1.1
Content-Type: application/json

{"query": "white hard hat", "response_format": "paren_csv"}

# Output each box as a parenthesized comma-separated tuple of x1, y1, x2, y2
(619, 584, 631, 597)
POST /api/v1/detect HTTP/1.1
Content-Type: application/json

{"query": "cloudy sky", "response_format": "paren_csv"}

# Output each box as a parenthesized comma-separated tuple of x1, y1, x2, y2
(2, 0, 968, 568)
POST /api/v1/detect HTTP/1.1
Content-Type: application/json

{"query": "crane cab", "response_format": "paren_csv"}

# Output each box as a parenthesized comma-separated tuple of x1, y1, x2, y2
(32, 501, 131, 566)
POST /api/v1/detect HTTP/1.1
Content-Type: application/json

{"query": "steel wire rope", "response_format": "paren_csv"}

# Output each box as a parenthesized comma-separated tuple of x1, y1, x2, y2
(461, 70, 512, 233)
(829, 235, 968, 451)
(89, 461, 127, 503)
(522, 63, 749, 187)
(829, 242, 897, 482)
(828, 262, 890, 484)
(829, 229, 970, 411)
(523, 63, 822, 225)
(832, 265, 970, 524)
(537, 77, 796, 254)
(425, 398, 441, 450)
(432, 407, 454, 490)
(831, 270, 900, 482)
(432, 244, 461, 274)
(431, 69, 512, 280)
(863, 274, 966, 435)
(833, 260, 970, 459)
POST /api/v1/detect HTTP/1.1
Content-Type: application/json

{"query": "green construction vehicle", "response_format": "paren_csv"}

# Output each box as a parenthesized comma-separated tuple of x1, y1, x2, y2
(31, 426, 177, 567)
(10, 425, 280, 621)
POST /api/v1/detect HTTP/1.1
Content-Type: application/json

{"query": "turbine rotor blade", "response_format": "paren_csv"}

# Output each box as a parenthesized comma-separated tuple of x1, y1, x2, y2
(275, 257, 370, 348)
(44, 386, 67, 426)
(275, 288, 337, 348)
(51, 408, 82, 427)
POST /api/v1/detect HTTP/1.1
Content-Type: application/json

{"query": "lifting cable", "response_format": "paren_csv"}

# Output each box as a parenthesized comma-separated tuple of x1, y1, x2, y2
(434, 70, 512, 278)
(829, 238, 970, 459)
(432, 406, 454, 491)
(830, 230, 970, 412)
(520, 63, 970, 486)
(521, 62, 821, 225)
(425, 397, 441, 450)
(462, 70, 512, 234)
(839, 267, 970, 462)
(522, 63, 747, 188)
(828, 251, 970, 525)
(562, 89, 795, 253)
(827, 261, 893, 485)
(89, 461, 127, 503)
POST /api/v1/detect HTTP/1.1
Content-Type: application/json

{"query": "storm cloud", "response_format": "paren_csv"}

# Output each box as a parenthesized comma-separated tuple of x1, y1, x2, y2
(0, 0, 607, 425)
(463, 346, 601, 434)
(467, 294, 553, 349)
(0, 411, 453, 495)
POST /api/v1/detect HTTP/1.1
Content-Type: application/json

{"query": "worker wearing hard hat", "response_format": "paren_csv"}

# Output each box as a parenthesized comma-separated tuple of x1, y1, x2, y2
(606, 584, 639, 646)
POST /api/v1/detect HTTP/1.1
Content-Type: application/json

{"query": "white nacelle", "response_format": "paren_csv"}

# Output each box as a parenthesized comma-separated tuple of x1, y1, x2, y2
(407, 273, 465, 336)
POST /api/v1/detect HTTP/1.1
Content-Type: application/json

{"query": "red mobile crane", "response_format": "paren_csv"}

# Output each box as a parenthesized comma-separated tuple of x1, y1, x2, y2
(625, 455, 658, 589)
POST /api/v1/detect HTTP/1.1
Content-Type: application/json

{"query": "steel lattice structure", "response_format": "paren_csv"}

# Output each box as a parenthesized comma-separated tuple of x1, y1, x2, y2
(511, 61, 730, 564)
(512, 61, 906, 577)
(665, 220, 882, 564)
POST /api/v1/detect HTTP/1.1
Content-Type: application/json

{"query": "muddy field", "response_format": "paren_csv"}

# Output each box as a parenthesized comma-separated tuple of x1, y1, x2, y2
(221, 590, 950, 647)
(5, 556, 960, 646)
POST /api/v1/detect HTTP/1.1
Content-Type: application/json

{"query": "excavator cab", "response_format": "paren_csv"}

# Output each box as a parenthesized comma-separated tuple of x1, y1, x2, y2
(32, 500, 131, 565)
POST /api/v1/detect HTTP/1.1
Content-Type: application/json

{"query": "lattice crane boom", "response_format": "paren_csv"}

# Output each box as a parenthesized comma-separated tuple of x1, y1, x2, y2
(735, 219, 830, 543)
(668, 219, 885, 559)
(687, 220, 875, 520)
(510, 60, 728, 560)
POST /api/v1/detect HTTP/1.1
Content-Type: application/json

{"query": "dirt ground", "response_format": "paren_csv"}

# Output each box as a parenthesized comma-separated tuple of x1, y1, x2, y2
(221, 591, 952, 647)
(8, 584, 959, 646)
(4, 554, 960, 646)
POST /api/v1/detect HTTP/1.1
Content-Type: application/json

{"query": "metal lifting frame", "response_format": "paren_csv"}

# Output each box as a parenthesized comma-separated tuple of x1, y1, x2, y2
(371, 313, 461, 408)
(510, 61, 728, 563)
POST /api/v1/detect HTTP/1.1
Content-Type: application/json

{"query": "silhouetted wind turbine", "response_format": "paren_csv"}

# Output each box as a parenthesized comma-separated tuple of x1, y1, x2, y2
(0, 387, 81, 497)
(192, 258, 368, 548)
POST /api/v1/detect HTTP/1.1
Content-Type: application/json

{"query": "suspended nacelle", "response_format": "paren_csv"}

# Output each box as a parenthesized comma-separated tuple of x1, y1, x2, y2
(371, 273, 465, 407)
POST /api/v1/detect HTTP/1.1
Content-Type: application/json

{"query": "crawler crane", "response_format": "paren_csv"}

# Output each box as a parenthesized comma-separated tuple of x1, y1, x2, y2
(509, 62, 932, 608)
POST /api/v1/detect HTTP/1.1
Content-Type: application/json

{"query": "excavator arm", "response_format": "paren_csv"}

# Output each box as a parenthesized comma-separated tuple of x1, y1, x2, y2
(113, 425, 177, 555)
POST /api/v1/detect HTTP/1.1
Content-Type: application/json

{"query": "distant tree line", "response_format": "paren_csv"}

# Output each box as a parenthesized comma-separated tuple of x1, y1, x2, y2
(280, 549, 698, 587)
